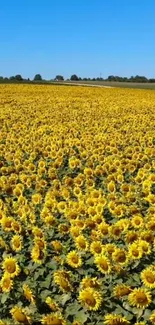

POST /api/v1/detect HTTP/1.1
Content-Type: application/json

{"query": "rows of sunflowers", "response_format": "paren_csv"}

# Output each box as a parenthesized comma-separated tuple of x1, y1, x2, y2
(0, 84, 155, 325)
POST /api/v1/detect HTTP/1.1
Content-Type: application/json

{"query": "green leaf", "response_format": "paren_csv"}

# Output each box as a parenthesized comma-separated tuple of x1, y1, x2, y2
(61, 293, 71, 306)
(66, 302, 81, 316)
(75, 310, 88, 323)
(1, 292, 9, 303)
(40, 289, 52, 300)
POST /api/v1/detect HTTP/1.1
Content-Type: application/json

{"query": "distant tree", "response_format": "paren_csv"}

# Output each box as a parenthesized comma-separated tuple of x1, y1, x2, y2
(15, 74, 23, 81)
(83, 78, 88, 81)
(149, 78, 155, 83)
(0, 76, 3, 80)
(34, 74, 42, 81)
(70, 74, 79, 81)
(9, 76, 16, 80)
(55, 75, 64, 81)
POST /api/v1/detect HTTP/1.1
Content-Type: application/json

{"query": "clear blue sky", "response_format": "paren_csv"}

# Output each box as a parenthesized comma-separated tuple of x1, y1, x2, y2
(0, 0, 155, 79)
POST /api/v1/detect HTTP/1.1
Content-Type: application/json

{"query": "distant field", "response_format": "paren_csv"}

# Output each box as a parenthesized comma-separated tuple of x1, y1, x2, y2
(1, 79, 155, 89)
(61, 80, 155, 89)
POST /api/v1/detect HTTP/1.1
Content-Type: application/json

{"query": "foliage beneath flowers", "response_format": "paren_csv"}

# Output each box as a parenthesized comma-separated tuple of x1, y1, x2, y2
(0, 84, 155, 324)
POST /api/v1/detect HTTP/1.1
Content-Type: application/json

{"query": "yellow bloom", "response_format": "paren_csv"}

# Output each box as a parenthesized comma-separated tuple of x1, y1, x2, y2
(41, 312, 66, 325)
(10, 306, 31, 323)
(54, 270, 72, 292)
(104, 314, 130, 325)
(45, 297, 59, 311)
(79, 287, 102, 310)
(0, 273, 13, 292)
(95, 255, 111, 274)
(81, 276, 100, 289)
(141, 267, 155, 288)
(23, 284, 35, 304)
(113, 284, 131, 298)
(2, 256, 20, 278)
(90, 241, 104, 255)
(75, 235, 89, 251)
(11, 234, 22, 252)
(128, 287, 151, 309)
(66, 250, 82, 268)
(150, 312, 155, 323)
(112, 248, 128, 265)
(128, 242, 143, 260)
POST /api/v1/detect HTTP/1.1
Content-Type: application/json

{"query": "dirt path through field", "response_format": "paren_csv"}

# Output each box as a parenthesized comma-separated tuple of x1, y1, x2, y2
(62, 82, 114, 88)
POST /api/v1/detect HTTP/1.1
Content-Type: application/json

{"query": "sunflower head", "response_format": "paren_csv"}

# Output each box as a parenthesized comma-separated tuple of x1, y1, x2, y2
(53, 270, 72, 292)
(141, 267, 155, 288)
(112, 248, 128, 265)
(23, 284, 35, 303)
(79, 287, 102, 311)
(66, 250, 82, 268)
(41, 312, 66, 325)
(10, 306, 31, 324)
(45, 297, 59, 311)
(150, 312, 155, 323)
(81, 276, 101, 289)
(0, 273, 13, 292)
(95, 255, 111, 274)
(128, 287, 151, 309)
(104, 313, 130, 325)
(11, 234, 22, 252)
(2, 256, 20, 278)
(113, 284, 131, 298)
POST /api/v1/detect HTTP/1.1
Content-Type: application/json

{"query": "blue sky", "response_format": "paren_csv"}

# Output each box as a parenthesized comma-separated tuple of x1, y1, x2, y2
(0, 0, 155, 79)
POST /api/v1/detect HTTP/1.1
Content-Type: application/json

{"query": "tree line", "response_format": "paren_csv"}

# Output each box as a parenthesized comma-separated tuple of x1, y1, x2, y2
(1, 74, 155, 83)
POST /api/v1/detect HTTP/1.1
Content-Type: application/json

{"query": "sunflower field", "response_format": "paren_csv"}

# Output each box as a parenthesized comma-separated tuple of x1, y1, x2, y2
(0, 84, 155, 325)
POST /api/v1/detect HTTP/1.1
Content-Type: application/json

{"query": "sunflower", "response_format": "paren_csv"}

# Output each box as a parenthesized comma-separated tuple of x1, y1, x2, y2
(72, 321, 82, 325)
(131, 215, 144, 228)
(1, 216, 13, 232)
(90, 241, 104, 255)
(113, 284, 131, 298)
(57, 201, 67, 214)
(98, 222, 109, 237)
(0, 273, 13, 292)
(11, 234, 22, 252)
(51, 241, 63, 253)
(138, 240, 151, 255)
(150, 312, 155, 323)
(95, 255, 111, 274)
(128, 242, 143, 260)
(70, 226, 81, 238)
(104, 314, 130, 325)
(79, 287, 102, 310)
(41, 312, 66, 325)
(81, 276, 100, 289)
(112, 248, 128, 265)
(31, 245, 45, 264)
(2, 256, 20, 278)
(125, 230, 139, 244)
(75, 235, 89, 251)
(66, 250, 82, 268)
(10, 306, 31, 324)
(45, 297, 59, 311)
(23, 284, 35, 304)
(128, 287, 151, 309)
(12, 220, 22, 233)
(109, 225, 123, 239)
(141, 267, 155, 288)
(104, 243, 116, 256)
(107, 181, 116, 193)
(53, 271, 72, 292)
